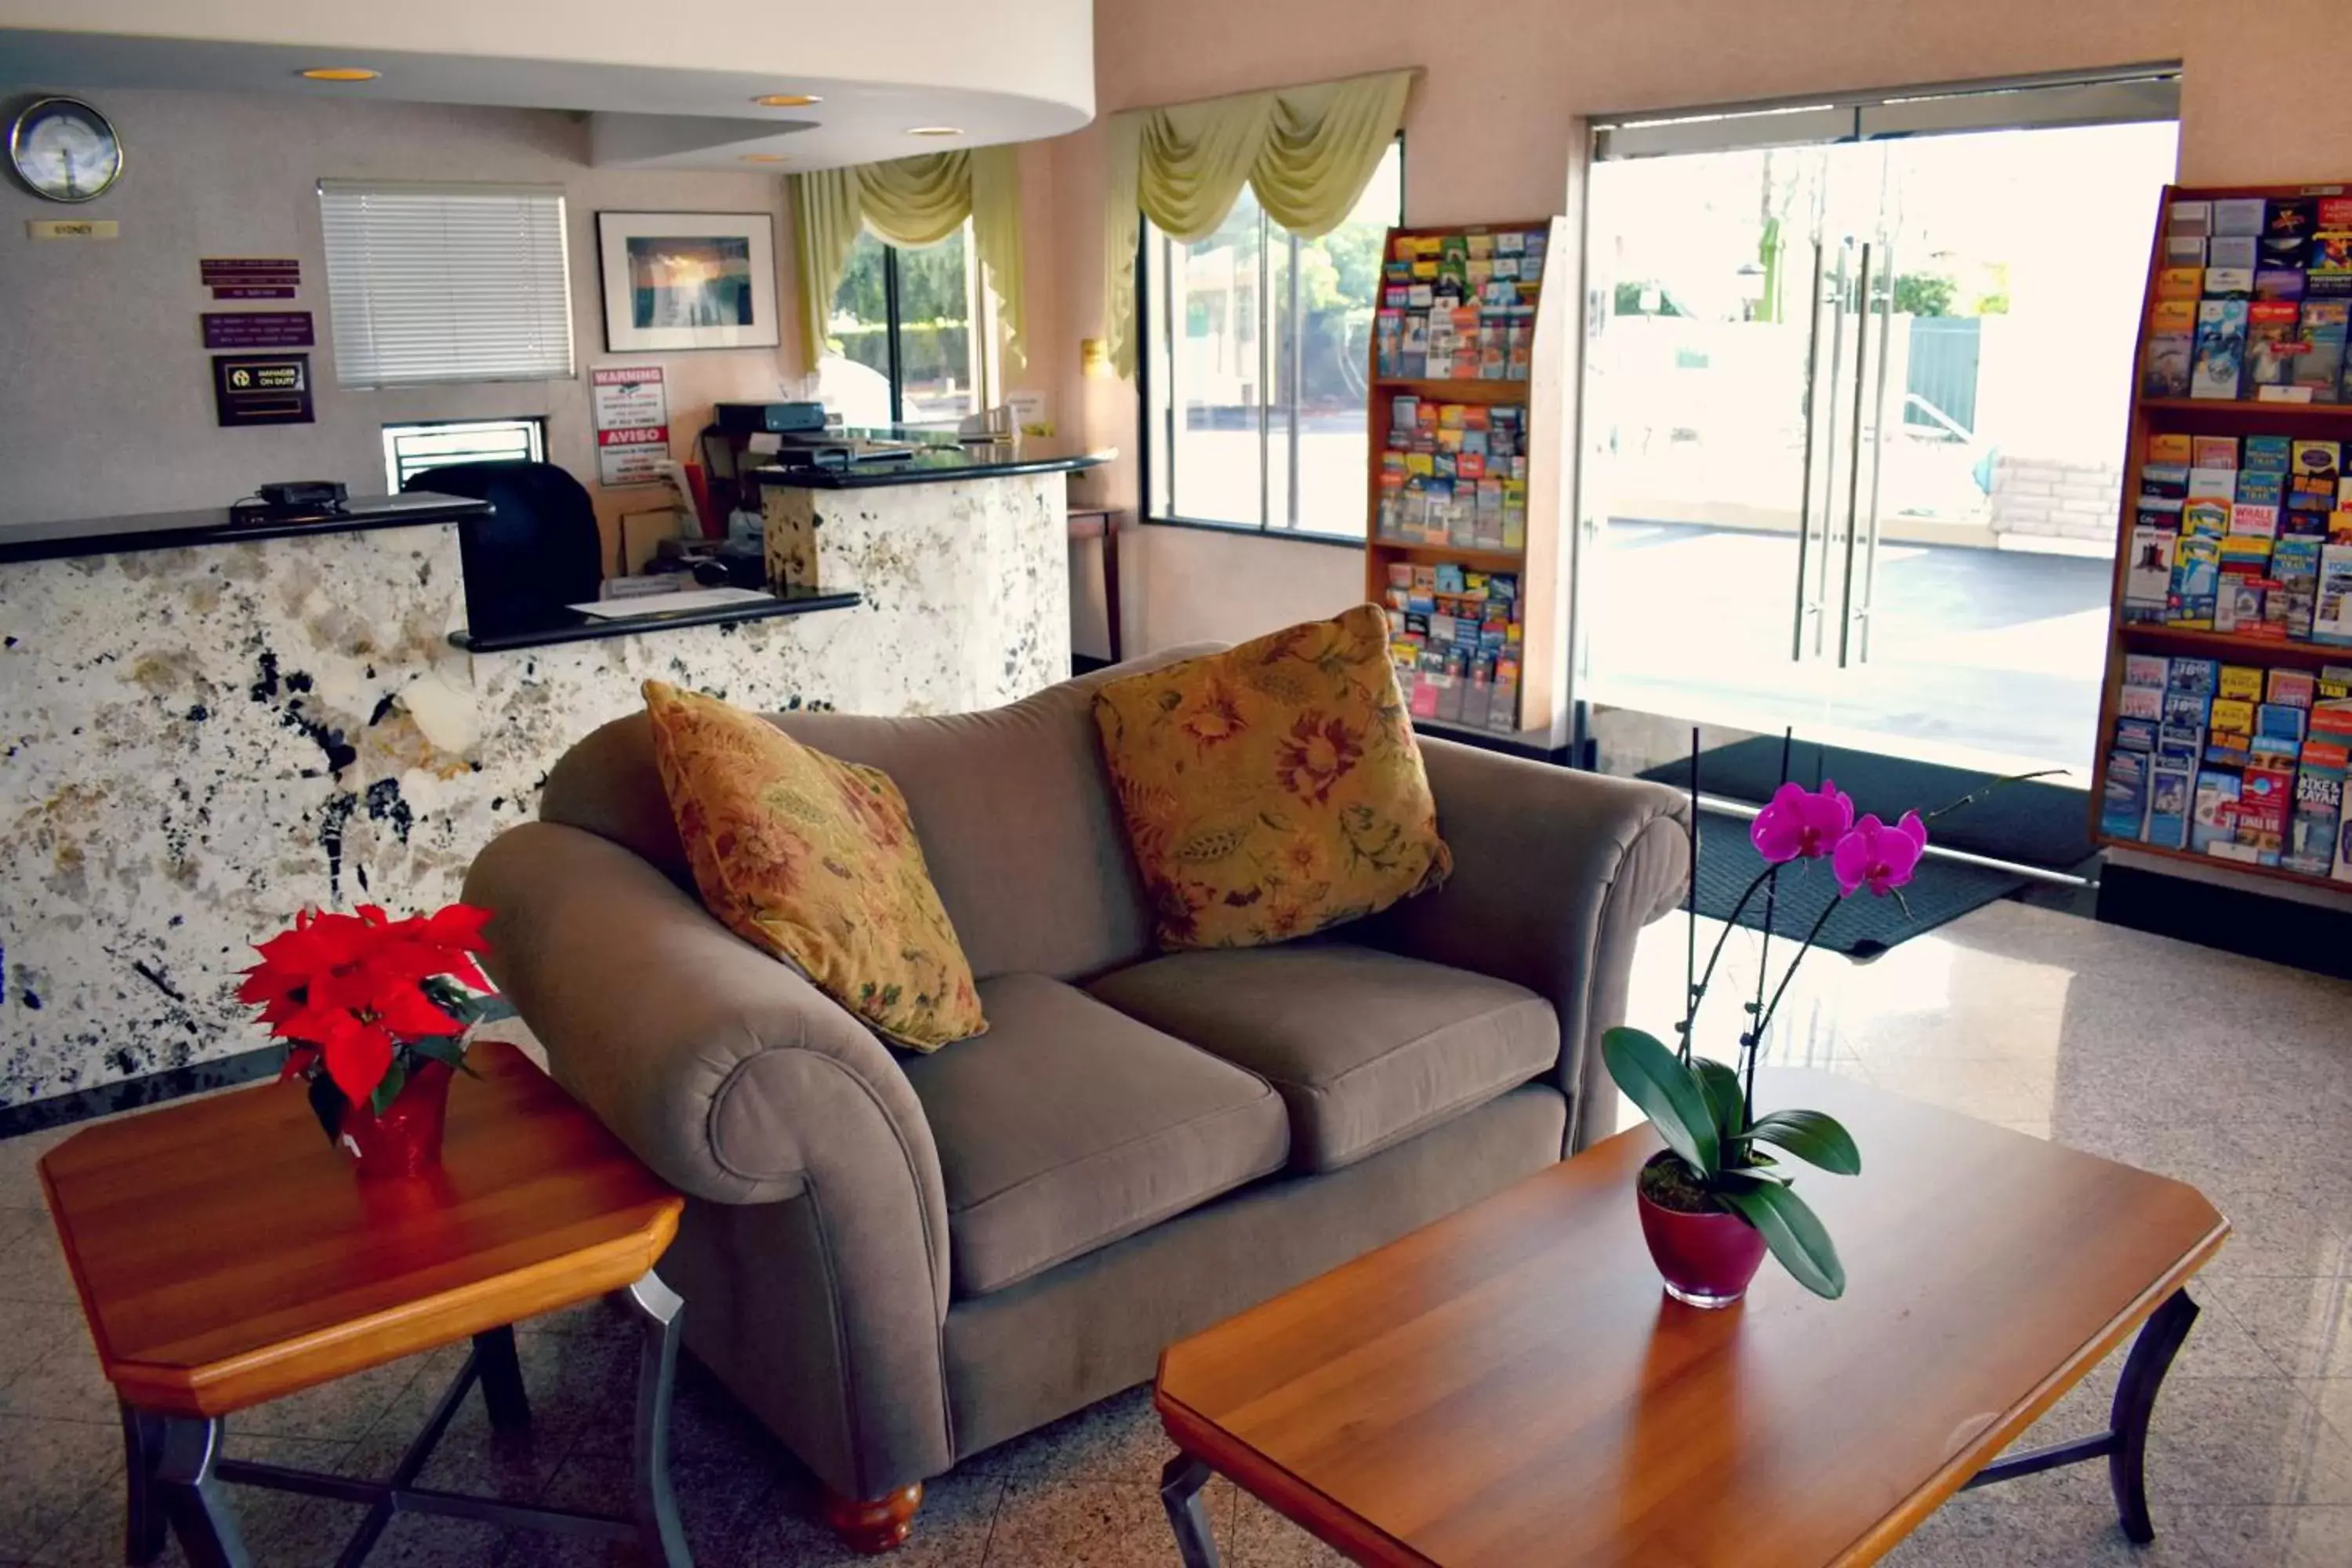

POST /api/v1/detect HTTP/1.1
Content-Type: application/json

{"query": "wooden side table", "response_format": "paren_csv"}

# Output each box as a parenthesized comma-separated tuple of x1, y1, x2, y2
(1068, 506, 1123, 663)
(38, 1041, 691, 1568)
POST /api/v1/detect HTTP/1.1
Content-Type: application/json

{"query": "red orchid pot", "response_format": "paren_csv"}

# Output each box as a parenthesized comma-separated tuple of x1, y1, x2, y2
(334, 1058, 455, 1179)
(1635, 1152, 1769, 1309)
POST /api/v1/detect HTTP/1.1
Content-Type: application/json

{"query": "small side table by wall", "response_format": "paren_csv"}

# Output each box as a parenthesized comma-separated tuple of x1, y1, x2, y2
(38, 1041, 691, 1568)
(1069, 506, 1123, 664)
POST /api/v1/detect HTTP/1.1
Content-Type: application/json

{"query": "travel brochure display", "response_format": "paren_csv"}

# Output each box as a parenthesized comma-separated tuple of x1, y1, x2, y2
(1381, 561, 1523, 735)
(1375, 397, 1528, 550)
(1373, 228, 1542, 383)
(2147, 194, 2352, 402)
(2122, 430, 2352, 645)
(1363, 220, 1562, 739)
(2102, 654, 2352, 880)
(2099, 180, 2352, 889)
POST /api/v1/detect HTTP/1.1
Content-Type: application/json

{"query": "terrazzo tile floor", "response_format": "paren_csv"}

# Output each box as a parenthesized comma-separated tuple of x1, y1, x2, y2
(1, 898, 2347, 1565)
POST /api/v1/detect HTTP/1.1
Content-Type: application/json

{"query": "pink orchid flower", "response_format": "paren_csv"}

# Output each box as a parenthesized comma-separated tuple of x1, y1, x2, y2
(1749, 779, 1857, 863)
(1831, 811, 1929, 897)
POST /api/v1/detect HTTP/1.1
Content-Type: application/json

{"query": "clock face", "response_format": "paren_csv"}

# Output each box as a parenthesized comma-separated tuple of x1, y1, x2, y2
(9, 98, 123, 203)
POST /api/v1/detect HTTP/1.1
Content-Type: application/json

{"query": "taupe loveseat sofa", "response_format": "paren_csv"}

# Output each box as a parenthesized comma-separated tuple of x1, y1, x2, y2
(464, 652, 1688, 1548)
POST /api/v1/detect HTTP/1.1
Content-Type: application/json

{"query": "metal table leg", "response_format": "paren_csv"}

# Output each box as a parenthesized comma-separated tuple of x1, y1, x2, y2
(2109, 1287, 2198, 1542)
(119, 1401, 168, 1566)
(471, 1323, 531, 1432)
(619, 1270, 694, 1568)
(114, 1288, 693, 1567)
(1962, 1286, 2199, 1544)
(1160, 1454, 1221, 1568)
(154, 1415, 251, 1568)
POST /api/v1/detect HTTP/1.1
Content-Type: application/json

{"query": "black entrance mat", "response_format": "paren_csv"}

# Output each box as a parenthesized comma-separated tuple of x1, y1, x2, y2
(1689, 808, 2029, 957)
(1641, 738, 2093, 871)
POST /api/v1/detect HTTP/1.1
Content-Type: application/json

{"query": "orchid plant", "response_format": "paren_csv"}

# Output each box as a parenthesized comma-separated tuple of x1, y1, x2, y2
(1606, 753, 2030, 1301)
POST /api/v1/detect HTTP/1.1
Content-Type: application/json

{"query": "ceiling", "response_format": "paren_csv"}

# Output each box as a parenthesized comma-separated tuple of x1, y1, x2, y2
(0, 2, 1095, 169)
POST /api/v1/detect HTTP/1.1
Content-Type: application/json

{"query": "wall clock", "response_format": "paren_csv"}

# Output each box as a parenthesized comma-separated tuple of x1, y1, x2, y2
(9, 96, 125, 203)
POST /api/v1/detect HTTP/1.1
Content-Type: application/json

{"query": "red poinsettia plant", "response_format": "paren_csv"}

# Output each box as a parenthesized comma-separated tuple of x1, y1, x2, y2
(238, 903, 514, 1141)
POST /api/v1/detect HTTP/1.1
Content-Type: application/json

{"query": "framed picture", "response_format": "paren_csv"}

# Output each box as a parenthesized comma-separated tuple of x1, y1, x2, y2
(595, 211, 781, 353)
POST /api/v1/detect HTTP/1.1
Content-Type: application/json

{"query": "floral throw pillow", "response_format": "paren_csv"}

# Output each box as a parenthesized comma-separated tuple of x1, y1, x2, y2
(1092, 604, 1452, 949)
(641, 681, 985, 1051)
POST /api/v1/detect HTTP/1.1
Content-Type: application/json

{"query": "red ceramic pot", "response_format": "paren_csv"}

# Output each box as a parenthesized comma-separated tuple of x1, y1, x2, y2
(1635, 1157, 1769, 1309)
(336, 1058, 455, 1180)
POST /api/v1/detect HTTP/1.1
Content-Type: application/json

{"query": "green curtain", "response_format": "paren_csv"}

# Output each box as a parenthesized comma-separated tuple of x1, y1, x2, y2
(1102, 68, 1414, 379)
(787, 144, 1025, 377)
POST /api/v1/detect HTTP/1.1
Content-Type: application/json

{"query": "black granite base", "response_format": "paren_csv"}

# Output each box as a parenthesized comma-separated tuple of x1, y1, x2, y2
(0, 1044, 282, 1142)
(2097, 860, 2352, 982)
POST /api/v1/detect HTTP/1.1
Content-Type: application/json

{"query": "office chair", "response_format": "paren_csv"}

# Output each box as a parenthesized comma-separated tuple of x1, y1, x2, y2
(405, 462, 603, 638)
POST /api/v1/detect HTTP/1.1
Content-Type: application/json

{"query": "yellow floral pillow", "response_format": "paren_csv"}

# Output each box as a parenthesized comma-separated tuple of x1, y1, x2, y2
(1092, 604, 1451, 949)
(641, 681, 985, 1051)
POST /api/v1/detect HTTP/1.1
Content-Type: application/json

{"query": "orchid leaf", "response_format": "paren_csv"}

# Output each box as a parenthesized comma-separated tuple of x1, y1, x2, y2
(1719, 1180, 1846, 1299)
(1602, 1026, 1719, 1175)
(1711, 1162, 1791, 1187)
(1740, 1109, 1861, 1175)
(1692, 1057, 1747, 1147)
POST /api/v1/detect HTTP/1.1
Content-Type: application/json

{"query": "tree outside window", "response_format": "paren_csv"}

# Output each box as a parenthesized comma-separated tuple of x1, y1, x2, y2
(822, 221, 984, 426)
(1144, 140, 1403, 537)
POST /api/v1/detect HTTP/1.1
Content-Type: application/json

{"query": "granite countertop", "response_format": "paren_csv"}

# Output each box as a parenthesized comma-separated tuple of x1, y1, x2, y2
(752, 444, 1111, 491)
(450, 586, 862, 653)
(0, 492, 491, 565)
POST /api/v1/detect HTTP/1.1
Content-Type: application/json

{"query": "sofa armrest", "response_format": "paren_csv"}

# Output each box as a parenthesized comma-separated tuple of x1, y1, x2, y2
(462, 821, 952, 1320)
(1364, 739, 1691, 1149)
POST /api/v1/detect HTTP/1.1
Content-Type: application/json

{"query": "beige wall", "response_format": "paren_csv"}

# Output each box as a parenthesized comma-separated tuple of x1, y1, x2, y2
(0, 87, 806, 561)
(1051, 0, 2352, 657)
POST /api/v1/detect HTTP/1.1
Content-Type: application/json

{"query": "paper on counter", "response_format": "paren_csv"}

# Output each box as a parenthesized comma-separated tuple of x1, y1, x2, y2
(568, 586, 775, 619)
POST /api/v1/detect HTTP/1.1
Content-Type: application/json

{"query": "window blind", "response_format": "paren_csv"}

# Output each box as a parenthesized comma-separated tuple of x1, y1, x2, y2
(319, 181, 575, 388)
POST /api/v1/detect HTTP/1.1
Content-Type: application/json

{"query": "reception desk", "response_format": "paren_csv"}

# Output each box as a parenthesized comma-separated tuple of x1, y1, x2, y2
(0, 450, 1095, 1118)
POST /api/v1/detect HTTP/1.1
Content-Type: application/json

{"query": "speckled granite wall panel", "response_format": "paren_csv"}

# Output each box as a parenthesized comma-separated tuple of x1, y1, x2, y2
(0, 479, 1068, 1105)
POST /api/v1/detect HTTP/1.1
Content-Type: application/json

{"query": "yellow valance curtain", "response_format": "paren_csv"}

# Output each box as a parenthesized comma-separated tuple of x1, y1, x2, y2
(1102, 68, 1414, 379)
(788, 145, 1025, 377)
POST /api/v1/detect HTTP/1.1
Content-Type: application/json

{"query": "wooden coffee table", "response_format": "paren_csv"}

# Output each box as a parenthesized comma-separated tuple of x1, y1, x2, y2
(1156, 1071, 2227, 1567)
(39, 1041, 689, 1568)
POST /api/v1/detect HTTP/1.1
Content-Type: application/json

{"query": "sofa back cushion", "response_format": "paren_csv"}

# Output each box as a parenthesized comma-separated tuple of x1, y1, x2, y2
(642, 681, 986, 1051)
(1092, 604, 1451, 949)
(542, 658, 1203, 983)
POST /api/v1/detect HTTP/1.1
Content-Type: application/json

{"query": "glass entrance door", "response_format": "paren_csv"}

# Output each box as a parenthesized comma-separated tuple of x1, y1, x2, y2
(1579, 142, 1848, 744)
(1578, 80, 2180, 782)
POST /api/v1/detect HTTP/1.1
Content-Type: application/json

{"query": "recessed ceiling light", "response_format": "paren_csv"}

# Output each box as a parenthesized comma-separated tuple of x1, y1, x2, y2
(739, 153, 791, 163)
(753, 93, 822, 108)
(299, 67, 380, 82)
(906, 125, 963, 137)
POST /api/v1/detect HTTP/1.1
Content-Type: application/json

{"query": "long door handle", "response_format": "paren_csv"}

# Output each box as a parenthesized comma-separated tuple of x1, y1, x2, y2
(1855, 239, 1896, 666)
(1791, 241, 1829, 663)
(1837, 242, 1873, 670)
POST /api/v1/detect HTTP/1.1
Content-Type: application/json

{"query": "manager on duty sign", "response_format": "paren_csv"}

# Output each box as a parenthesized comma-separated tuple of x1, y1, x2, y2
(591, 365, 669, 485)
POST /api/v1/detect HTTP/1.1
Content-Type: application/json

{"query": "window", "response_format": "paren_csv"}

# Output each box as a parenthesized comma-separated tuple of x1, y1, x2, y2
(319, 181, 574, 388)
(382, 417, 547, 492)
(819, 220, 987, 427)
(1142, 140, 1403, 538)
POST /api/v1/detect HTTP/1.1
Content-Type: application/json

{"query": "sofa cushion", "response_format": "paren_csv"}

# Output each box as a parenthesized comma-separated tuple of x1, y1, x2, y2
(540, 648, 1214, 985)
(1091, 604, 1450, 950)
(1085, 941, 1556, 1173)
(901, 973, 1288, 1296)
(641, 681, 984, 1051)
